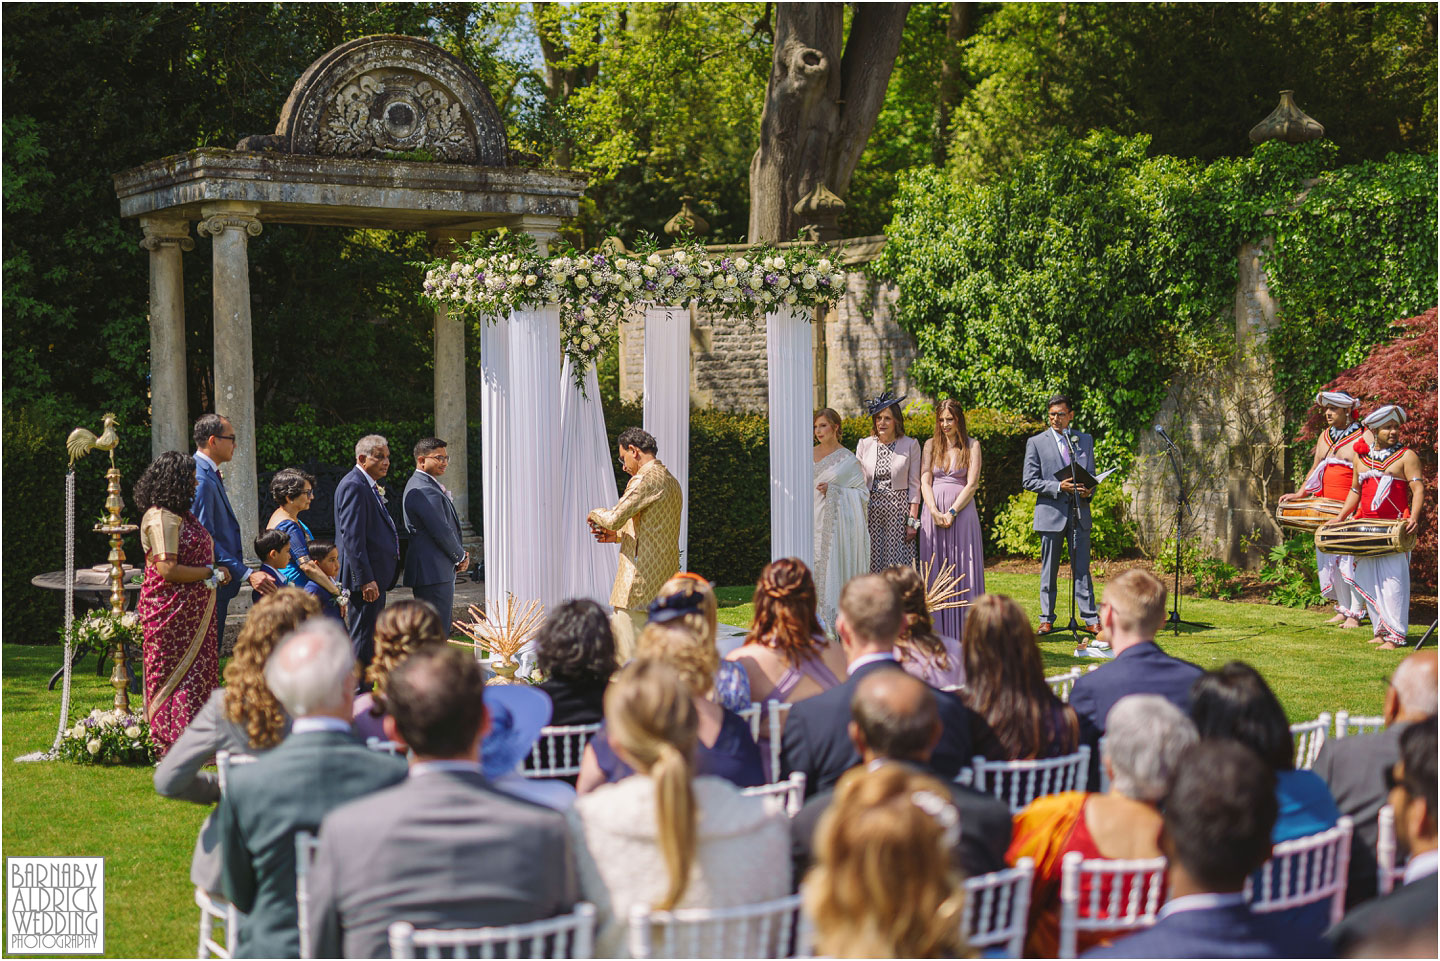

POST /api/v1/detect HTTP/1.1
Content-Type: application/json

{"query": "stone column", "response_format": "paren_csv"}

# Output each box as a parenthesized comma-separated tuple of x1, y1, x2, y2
(428, 230, 474, 540)
(140, 217, 193, 458)
(198, 202, 263, 564)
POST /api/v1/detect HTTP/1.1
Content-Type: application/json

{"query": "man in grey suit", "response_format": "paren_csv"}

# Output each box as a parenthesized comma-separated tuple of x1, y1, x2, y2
(307, 645, 578, 959)
(1313, 649, 1437, 906)
(1022, 392, 1106, 656)
(218, 619, 407, 959)
(402, 437, 469, 626)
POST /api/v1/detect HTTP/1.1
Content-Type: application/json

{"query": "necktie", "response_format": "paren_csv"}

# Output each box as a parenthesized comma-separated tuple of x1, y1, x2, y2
(1056, 431, 1071, 465)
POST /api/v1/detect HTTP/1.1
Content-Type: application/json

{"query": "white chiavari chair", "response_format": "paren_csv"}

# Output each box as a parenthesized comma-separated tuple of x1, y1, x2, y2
(1057, 853, 1167, 959)
(388, 903, 598, 959)
(957, 746, 1091, 814)
(1245, 816, 1353, 926)
(740, 772, 807, 816)
(962, 857, 1034, 957)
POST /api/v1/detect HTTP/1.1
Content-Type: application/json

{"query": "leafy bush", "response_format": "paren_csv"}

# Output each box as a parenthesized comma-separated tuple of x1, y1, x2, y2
(988, 480, 1137, 561)
(1195, 557, 1242, 600)
(1154, 536, 1204, 576)
(1258, 533, 1325, 609)
(991, 491, 1044, 560)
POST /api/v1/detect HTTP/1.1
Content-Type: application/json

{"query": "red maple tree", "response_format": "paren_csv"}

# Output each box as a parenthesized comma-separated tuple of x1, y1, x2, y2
(1299, 308, 1438, 593)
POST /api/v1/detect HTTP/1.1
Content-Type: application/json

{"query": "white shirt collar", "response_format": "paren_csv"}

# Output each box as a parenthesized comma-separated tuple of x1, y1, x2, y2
(354, 464, 382, 492)
(1156, 891, 1246, 920)
(1404, 848, 1438, 885)
(291, 716, 353, 735)
(410, 760, 483, 777)
(848, 651, 899, 673)
(195, 450, 219, 472)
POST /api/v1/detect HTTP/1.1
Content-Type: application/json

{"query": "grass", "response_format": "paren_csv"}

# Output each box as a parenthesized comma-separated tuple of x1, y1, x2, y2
(2, 569, 1420, 957)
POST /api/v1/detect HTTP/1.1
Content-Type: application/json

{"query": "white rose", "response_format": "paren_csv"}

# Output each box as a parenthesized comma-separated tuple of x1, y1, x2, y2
(583, 306, 595, 318)
(620, 279, 633, 291)
(485, 275, 503, 290)
(785, 291, 799, 305)
(749, 273, 764, 290)
(830, 273, 845, 287)
(660, 275, 674, 288)
(727, 275, 739, 288)
(817, 258, 832, 272)
(673, 251, 688, 263)
(508, 273, 523, 287)
(685, 275, 700, 289)
(735, 257, 750, 272)
(699, 262, 714, 276)
(761, 291, 774, 304)
(647, 253, 663, 267)
(86, 739, 101, 755)
(525, 274, 537, 287)
(802, 274, 817, 290)
(590, 273, 602, 286)
(580, 325, 594, 337)
(90, 708, 103, 719)
(777, 275, 791, 289)
(451, 261, 464, 274)
(616, 258, 630, 270)
(121, 612, 138, 629)
(643, 265, 658, 279)
(125, 725, 140, 738)
(101, 713, 119, 728)
(574, 274, 589, 288)
(70, 724, 85, 739)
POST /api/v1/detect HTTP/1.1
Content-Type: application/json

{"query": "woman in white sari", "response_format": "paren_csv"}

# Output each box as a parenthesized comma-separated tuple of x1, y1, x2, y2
(813, 408, 871, 634)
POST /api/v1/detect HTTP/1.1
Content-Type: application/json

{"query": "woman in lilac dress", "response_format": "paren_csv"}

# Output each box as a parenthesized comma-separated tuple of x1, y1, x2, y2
(918, 399, 985, 640)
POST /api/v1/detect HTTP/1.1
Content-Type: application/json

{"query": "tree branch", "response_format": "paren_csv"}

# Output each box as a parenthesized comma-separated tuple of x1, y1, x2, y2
(829, 3, 910, 194)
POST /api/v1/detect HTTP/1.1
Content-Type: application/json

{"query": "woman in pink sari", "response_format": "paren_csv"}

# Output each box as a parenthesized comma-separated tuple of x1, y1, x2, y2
(134, 451, 225, 753)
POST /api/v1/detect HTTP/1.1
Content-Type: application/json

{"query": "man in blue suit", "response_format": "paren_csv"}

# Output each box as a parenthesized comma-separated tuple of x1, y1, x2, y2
(334, 434, 399, 671)
(191, 413, 274, 652)
(1069, 569, 1204, 786)
(1086, 740, 1330, 958)
(1023, 393, 1105, 655)
(402, 437, 469, 628)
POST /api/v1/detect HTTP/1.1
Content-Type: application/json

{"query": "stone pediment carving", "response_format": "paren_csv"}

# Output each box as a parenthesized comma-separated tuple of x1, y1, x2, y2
(239, 34, 507, 165)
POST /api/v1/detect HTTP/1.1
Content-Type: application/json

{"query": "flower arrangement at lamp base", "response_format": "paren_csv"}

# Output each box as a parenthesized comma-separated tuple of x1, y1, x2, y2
(56, 708, 158, 765)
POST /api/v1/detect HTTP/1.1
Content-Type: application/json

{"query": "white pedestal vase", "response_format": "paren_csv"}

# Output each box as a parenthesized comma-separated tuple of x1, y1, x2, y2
(643, 305, 692, 569)
(766, 307, 815, 567)
(560, 357, 619, 606)
(507, 305, 564, 614)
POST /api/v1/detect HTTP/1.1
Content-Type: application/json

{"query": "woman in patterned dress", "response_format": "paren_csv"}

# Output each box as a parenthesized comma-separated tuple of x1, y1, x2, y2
(855, 391, 922, 571)
(134, 451, 225, 753)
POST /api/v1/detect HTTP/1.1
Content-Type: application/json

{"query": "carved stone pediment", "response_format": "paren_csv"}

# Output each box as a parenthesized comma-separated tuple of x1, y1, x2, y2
(242, 34, 507, 165)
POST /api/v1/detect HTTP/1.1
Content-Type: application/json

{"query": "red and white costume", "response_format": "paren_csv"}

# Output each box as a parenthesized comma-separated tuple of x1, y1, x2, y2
(1303, 393, 1366, 621)
(1341, 439, 1414, 645)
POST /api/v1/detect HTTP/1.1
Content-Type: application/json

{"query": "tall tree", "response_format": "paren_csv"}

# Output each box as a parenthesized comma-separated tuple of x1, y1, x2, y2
(748, 3, 910, 241)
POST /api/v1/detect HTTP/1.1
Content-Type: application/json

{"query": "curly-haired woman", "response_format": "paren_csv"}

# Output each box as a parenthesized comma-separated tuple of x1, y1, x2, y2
(134, 450, 228, 752)
(352, 599, 447, 742)
(153, 587, 319, 895)
(534, 599, 617, 727)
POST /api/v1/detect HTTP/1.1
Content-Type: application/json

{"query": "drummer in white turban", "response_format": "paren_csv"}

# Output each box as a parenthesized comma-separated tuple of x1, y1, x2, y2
(1280, 390, 1373, 628)
(1325, 405, 1425, 650)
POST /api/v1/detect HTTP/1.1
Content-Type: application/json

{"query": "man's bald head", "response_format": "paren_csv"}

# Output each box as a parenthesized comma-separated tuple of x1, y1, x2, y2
(1390, 651, 1438, 721)
(848, 668, 942, 762)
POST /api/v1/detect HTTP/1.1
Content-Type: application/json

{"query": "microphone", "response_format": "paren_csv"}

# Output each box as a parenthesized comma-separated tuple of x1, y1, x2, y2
(1155, 425, 1176, 448)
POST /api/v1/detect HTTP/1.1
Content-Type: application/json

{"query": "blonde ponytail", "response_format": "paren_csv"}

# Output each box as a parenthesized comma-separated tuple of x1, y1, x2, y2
(604, 659, 701, 911)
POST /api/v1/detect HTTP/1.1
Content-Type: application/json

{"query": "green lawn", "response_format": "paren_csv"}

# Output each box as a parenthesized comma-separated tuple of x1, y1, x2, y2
(2, 569, 1419, 957)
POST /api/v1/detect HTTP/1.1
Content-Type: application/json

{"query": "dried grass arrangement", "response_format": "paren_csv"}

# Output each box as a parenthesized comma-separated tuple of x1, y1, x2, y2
(920, 555, 969, 615)
(452, 594, 546, 677)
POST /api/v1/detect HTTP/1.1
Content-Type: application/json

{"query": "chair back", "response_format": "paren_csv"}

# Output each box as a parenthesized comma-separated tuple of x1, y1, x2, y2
(627, 894, 806, 959)
(388, 903, 597, 959)
(523, 723, 602, 779)
(957, 746, 1091, 813)
(962, 857, 1034, 957)
(366, 736, 406, 756)
(1057, 853, 1167, 959)
(1245, 816, 1353, 926)
(1289, 714, 1332, 770)
(740, 772, 808, 817)
(1046, 669, 1083, 703)
(194, 886, 243, 959)
(739, 700, 794, 782)
(294, 831, 322, 959)
(215, 750, 256, 794)
(1376, 804, 1406, 895)
(1334, 711, 1385, 739)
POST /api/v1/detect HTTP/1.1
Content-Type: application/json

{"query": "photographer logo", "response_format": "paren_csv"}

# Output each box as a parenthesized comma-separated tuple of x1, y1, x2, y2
(6, 857, 104, 955)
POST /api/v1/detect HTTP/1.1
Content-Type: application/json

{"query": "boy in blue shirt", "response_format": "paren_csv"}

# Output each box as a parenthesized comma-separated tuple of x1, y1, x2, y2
(253, 529, 292, 588)
(302, 540, 347, 623)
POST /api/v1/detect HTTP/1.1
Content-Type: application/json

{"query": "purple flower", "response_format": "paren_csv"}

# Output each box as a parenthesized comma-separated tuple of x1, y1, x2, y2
(448, 272, 459, 282)
(667, 266, 680, 276)
(765, 273, 778, 285)
(592, 254, 607, 266)
(819, 277, 830, 286)
(720, 258, 733, 270)
(645, 281, 657, 291)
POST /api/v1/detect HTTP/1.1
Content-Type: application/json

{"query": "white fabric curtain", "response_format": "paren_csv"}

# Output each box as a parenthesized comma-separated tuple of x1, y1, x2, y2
(766, 307, 815, 567)
(643, 305, 691, 569)
(479, 316, 511, 623)
(506, 305, 564, 614)
(560, 357, 619, 606)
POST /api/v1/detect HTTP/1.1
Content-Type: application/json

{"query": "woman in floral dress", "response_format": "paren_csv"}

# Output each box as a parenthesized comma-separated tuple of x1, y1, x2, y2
(855, 391, 922, 571)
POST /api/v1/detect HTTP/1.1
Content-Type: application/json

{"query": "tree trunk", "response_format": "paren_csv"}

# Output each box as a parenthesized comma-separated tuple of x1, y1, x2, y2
(932, 2, 975, 166)
(748, 3, 909, 242)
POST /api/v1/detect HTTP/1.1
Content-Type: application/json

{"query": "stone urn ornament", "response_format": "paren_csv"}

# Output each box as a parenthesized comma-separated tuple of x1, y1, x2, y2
(1249, 90, 1325, 144)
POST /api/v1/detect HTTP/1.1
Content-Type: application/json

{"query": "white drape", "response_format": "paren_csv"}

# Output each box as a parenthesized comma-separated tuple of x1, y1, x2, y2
(643, 305, 691, 569)
(507, 305, 564, 614)
(560, 358, 620, 606)
(479, 316, 511, 623)
(767, 307, 814, 566)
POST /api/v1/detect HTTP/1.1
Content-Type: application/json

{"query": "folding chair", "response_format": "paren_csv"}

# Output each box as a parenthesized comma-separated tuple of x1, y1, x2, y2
(1057, 853, 1167, 959)
(389, 903, 597, 959)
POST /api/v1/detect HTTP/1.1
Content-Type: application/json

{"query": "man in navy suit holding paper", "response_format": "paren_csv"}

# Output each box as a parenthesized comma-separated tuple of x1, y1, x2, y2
(402, 437, 468, 629)
(335, 434, 400, 671)
(1023, 393, 1106, 656)
(191, 413, 275, 653)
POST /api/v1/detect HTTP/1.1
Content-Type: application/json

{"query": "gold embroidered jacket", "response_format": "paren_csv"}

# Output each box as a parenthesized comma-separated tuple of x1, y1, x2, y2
(587, 459, 683, 610)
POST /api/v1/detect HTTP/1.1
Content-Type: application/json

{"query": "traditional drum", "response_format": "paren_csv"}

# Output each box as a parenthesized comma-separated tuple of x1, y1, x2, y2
(1276, 496, 1344, 531)
(1314, 518, 1416, 557)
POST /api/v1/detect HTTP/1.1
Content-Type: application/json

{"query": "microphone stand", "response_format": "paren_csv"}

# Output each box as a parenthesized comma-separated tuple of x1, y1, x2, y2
(1058, 430, 1085, 644)
(1156, 429, 1207, 634)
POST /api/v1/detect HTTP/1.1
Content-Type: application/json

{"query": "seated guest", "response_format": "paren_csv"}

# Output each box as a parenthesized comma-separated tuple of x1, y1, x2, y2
(302, 540, 346, 623)
(568, 660, 791, 957)
(726, 558, 848, 707)
(791, 669, 1011, 885)
(535, 598, 617, 727)
(482, 683, 576, 811)
(962, 594, 1079, 760)
(1009, 695, 1198, 957)
(1191, 662, 1341, 842)
(307, 646, 577, 959)
(218, 618, 407, 958)
(351, 599, 446, 742)
(654, 573, 751, 712)
(1069, 570, 1204, 784)
(782, 574, 972, 798)
(805, 763, 968, 958)
(1313, 650, 1437, 906)
(882, 565, 964, 690)
(1327, 716, 1438, 957)
(1085, 741, 1330, 959)
(253, 528, 293, 587)
(154, 588, 318, 895)
(577, 619, 765, 791)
